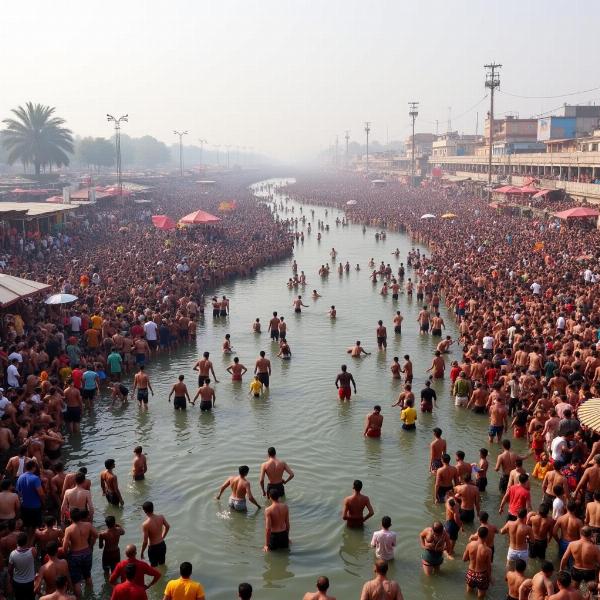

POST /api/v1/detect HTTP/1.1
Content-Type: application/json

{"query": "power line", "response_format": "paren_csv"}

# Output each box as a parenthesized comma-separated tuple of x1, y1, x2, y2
(420, 95, 488, 127)
(498, 85, 600, 100)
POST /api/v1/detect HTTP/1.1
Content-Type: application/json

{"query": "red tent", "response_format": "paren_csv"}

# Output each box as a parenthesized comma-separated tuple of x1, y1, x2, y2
(179, 210, 221, 224)
(151, 215, 176, 231)
(494, 185, 525, 194)
(104, 186, 131, 197)
(554, 207, 600, 219)
(518, 185, 538, 194)
(532, 189, 551, 199)
(45, 196, 64, 204)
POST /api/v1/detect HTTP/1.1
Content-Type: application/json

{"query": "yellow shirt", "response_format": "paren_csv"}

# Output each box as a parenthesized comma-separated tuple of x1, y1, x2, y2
(91, 315, 102, 330)
(532, 461, 553, 480)
(400, 406, 417, 425)
(164, 577, 205, 600)
(249, 380, 262, 394)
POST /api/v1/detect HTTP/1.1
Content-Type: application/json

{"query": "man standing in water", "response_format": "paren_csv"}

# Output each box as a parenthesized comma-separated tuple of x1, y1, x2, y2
(335, 365, 357, 401)
(259, 447, 294, 499)
(359, 560, 403, 600)
(263, 489, 289, 552)
(364, 406, 383, 438)
(168, 375, 191, 411)
(417, 306, 430, 335)
(217, 465, 261, 511)
(100, 459, 124, 507)
(61, 507, 97, 597)
(462, 527, 492, 599)
(268, 312, 280, 341)
(342, 480, 374, 528)
(254, 351, 272, 389)
(292, 296, 308, 313)
(193, 351, 219, 386)
(192, 379, 216, 411)
(376, 321, 387, 350)
(302, 576, 336, 600)
(140, 501, 169, 567)
(132, 366, 153, 409)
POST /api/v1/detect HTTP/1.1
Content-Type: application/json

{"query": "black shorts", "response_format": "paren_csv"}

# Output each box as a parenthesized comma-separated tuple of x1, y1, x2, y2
(417, 293, 424, 301)
(200, 400, 212, 411)
(148, 540, 166, 566)
(528, 538, 547, 560)
(21, 506, 42, 528)
(147, 340, 157, 350)
(68, 549, 93, 584)
(267, 482, 285, 498)
(65, 406, 82, 423)
(392, 294, 399, 300)
(472, 406, 486, 414)
(460, 508, 475, 523)
(212, 309, 219, 317)
(268, 530, 289, 551)
(198, 375, 208, 387)
(394, 326, 402, 334)
(82, 388, 96, 400)
(431, 329, 442, 336)
(499, 473, 509, 493)
(476, 477, 487, 492)
(257, 372, 270, 388)
(137, 389, 149, 403)
(174, 396, 186, 410)
(106, 492, 120, 506)
(270, 330, 279, 341)
(572, 567, 597, 583)
(377, 336, 387, 346)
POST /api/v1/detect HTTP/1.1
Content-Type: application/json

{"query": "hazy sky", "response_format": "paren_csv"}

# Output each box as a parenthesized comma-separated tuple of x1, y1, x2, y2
(1, 0, 598, 161)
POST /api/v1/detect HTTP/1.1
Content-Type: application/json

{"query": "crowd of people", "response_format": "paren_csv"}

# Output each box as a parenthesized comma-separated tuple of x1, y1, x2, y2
(282, 173, 600, 599)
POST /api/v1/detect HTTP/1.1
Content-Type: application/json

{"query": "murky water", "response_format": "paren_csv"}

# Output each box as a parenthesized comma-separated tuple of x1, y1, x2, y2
(70, 178, 537, 600)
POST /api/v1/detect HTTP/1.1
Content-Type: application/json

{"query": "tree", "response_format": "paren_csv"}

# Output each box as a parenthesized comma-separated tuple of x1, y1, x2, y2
(133, 136, 170, 167)
(1, 102, 73, 174)
(76, 137, 114, 172)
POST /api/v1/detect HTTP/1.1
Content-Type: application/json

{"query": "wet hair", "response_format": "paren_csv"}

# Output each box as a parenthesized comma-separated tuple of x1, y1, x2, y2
(70, 508, 82, 522)
(105, 515, 116, 527)
(374, 559, 388, 575)
(316, 576, 329, 592)
(502, 439, 511, 450)
(442, 453, 451, 464)
(557, 570, 572, 588)
(479, 448, 488, 457)
(238, 582, 253, 599)
(179, 562, 193, 578)
(456, 450, 465, 460)
(142, 501, 154, 514)
(105, 459, 115, 470)
(239, 465, 249, 477)
(479, 511, 488, 523)
(134, 446, 143, 454)
(75, 472, 85, 484)
(515, 558, 526, 573)
(382, 516, 391, 528)
(478, 526, 488, 539)
(433, 428, 442, 437)
(47, 540, 59, 556)
(518, 508, 527, 519)
(178, 375, 184, 381)
(267, 447, 276, 457)
(518, 473, 528, 484)
(353, 480, 363, 492)
(0, 480, 11, 491)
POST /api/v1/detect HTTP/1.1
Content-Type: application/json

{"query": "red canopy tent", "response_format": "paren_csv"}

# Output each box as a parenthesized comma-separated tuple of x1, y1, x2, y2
(518, 185, 538, 194)
(45, 196, 64, 204)
(532, 189, 552, 199)
(554, 207, 600, 219)
(151, 215, 176, 231)
(103, 187, 132, 197)
(494, 185, 526, 194)
(12, 188, 51, 196)
(179, 210, 221, 225)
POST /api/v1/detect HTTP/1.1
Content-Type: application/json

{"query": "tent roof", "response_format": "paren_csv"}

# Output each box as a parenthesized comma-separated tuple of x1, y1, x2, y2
(0, 202, 78, 219)
(554, 207, 600, 219)
(0, 273, 51, 308)
(180, 210, 221, 224)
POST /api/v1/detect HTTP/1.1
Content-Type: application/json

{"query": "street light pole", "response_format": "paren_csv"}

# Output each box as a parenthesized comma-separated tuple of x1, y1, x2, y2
(198, 139, 207, 167)
(408, 102, 419, 186)
(214, 144, 221, 166)
(225, 144, 232, 169)
(345, 130, 350, 168)
(106, 114, 128, 198)
(173, 130, 188, 176)
(364, 122, 371, 176)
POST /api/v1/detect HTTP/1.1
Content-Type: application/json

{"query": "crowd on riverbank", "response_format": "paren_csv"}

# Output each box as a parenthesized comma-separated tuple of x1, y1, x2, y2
(284, 173, 600, 598)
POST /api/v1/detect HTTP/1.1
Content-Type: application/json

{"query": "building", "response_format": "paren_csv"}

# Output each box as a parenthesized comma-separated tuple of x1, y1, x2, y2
(483, 115, 545, 155)
(405, 133, 436, 158)
(431, 132, 483, 158)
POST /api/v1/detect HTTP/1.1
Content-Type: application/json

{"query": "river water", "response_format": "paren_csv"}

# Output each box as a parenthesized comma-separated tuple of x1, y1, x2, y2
(70, 178, 534, 600)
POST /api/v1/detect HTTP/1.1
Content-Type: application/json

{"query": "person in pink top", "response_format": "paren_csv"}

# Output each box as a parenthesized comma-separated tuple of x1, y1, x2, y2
(370, 516, 397, 561)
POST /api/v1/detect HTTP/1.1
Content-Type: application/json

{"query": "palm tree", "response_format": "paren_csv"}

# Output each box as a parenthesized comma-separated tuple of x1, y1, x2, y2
(1, 102, 74, 175)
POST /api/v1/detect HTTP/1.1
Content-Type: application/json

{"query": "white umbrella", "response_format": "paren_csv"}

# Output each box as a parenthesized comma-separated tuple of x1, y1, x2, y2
(346, 200, 357, 205)
(45, 293, 78, 305)
(420, 214, 436, 219)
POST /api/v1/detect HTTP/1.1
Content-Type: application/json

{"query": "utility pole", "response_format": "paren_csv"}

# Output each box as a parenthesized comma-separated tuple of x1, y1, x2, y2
(225, 144, 232, 169)
(344, 130, 350, 168)
(364, 122, 371, 176)
(213, 144, 221, 166)
(335, 135, 339, 168)
(106, 114, 128, 197)
(198, 138, 207, 167)
(173, 130, 188, 176)
(475, 112, 479, 137)
(435, 120, 439, 136)
(484, 62, 502, 198)
(408, 102, 419, 186)
(447, 107, 452, 133)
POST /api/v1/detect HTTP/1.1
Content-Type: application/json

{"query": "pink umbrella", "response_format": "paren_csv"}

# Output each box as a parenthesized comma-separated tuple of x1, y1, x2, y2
(179, 210, 221, 225)
(151, 215, 176, 231)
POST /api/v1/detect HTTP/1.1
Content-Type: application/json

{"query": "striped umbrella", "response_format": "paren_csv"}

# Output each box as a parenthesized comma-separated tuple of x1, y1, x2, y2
(578, 398, 600, 432)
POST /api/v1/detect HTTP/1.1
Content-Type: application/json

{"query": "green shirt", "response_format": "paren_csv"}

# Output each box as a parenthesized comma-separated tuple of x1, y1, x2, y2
(107, 352, 123, 373)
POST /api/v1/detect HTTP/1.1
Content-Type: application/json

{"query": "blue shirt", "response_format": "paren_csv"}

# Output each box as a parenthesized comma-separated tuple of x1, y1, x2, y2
(82, 370, 98, 390)
(16, 472, 42, 509)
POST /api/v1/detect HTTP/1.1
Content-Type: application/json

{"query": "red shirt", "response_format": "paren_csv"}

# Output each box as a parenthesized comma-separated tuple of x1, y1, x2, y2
(131, 324, 144, 339)
(485, 368, 497, 386)
(508, 484, 531, 516)
(71, 369, 83, 389)
(450, 366, 461, 384)
(111, 580, 147, 600)
(109, 558, 160, 588)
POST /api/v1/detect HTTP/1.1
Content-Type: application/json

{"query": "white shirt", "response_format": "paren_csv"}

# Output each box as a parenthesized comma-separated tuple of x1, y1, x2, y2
(0, 396, 10, 417)
(370, 528, 397, 561)
(7, 364, 20, 388)
(143, 321, 158, 341)
(482, 336, 494, 350)
(7, 352, 22, 364)
(69, 315, 81, 332)
(556, 316, 566, 330)
(584, 269, 593, 282)
(530, 282, 541, 295)
(552, 496, 565, 520)
(551, 436, 567, 462)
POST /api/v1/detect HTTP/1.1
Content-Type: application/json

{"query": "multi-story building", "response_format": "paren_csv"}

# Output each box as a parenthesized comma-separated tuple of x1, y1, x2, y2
(432, 132, 483, 158)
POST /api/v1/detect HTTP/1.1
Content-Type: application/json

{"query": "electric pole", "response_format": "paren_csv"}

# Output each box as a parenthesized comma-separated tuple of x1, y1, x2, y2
(484, 62, 502, 198)
(408, 102, 419, 186)
(364, 122, 371, 176)
(344, 130, 350, 168)
(106, 114, 128, 198)
(335, 135, 339, 168)
(447, 106, 452, 133)
(173, 130, 188, 176)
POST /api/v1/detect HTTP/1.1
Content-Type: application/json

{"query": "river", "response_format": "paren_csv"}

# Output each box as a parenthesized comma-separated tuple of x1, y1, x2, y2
(70, 178, 532, 600)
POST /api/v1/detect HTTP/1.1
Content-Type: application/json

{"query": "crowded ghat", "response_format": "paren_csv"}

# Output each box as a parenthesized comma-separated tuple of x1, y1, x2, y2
(0, 169, 600, 600)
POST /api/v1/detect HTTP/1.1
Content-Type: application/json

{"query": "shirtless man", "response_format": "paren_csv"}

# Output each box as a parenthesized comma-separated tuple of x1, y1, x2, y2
(342, 480, 374, 528)
(427, 351, 445, 379)
(259, 447, 294, 499)
(393, 311, 403, 335)
(364, 406, 383, 438)
(527, 504, 554, 561)
(0, 479, 19, 522)
(335, 365, 357, 401)
(61, 507, 97, 597)
(417, 307, 430, 336)
(61, 472, 93, 523)
(360, 560, 403, 600)
(430, 428, 446, 472)
(376, 321, 387, 350)
(168, 374, 191, 410)
(132, 365, 153, 409)
(100, 459, 124, 507)
(529, 562, 555, 600)
(553, 501, 583, 560)
(268, 312, 280, 341)
(401, 355, 413, 384)
(501, 508, 532, 569)
(64, 382, 83, 434)
(98, 515, 124, 573)
(132, 446, 147, 482)
(435, 453, 458, 504)
(264, 488, 289, 552)
(495, 440, 522, 494)
(254, 351, 272, 388)
(463, 527, 492, 598)
(61, 467, 90, 503)
(140, 501, 169, 567)
(292, 296, 308, 313)
(226, 357, 248, 382)
(193, 351, 219, 385)
(302, 576, 336, 600)
(217, 465, 261, 511)
(454, 474, 480, 524)
(575, 454, 600, 505)
(488, 397, 508, 443)
(547, 571, 579, 600)
(192, 378, 216, 410)
(347, 341, 370, 358)
(560, 526, 600, 584)
(34, 540, 70, 596)
(34, 516, 63, 558)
